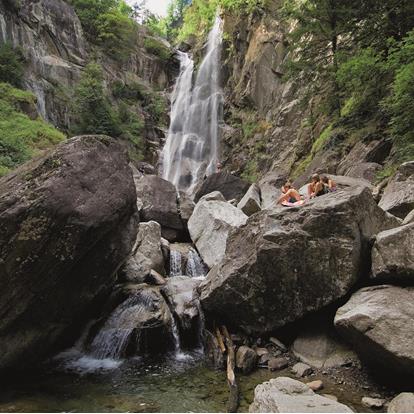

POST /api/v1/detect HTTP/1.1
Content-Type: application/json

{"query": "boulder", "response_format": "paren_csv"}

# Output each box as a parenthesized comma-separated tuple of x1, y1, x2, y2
(334, 285, 414, 376)
(379, 161, 414, 219)
(236, 345, 258, 374)
(292, 326, 359, 369)
(237, 183, 262, 216)
(403, 209, 414, 225)
(188, 192, 248, 268)
(249, 377, 353, 413)
(194, 172, 250, 203)
(361, 397, 385, 409)
(371, 223, 414, 282)
(144, 269, 166, 286)
(268, 357, 288, 371)
(388, 393, 414, 413)
(258, 171, 287, 209)
(200, 186, 398, 334)
(345, 162, 382, 183)
(307, 380, 324, 391)
(178, 190, 195, 223)
(119, 221, 165, 283)
(0, 135, 138, 370)
(292, 362, 313, 377)
(135, 175, 185, 241)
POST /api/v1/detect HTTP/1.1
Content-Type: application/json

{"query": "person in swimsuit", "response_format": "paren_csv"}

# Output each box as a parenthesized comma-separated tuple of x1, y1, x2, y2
(321, 175, 337, 191)
(277, 181, 302, 204)
(308, 173, 329, 198)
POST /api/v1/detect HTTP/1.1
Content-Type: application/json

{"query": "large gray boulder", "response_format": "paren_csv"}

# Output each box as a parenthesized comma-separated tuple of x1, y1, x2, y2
(371, 223, 414, 282)
(249, 377, 353, 413)
(194, 172, 250, 203)
(0, 136, 138, 370)
(334, 285, 414, 376)
(188, 192, 248, 268)
(237, 183, 262, 216)
(135, 175, 185, 242)
(388, 393, 414, 413)
(119, 221, 165, 283)
(200, 186, 398, 334)
(379, 161, 414, 219)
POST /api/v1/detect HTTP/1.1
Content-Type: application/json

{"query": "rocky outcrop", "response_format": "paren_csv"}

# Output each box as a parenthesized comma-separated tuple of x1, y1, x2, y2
(249, 377, 353, 413)
(334, 285, 414, 376)
(194, 172, 250, 203)
(135, 175, 186, 242)
(379, 161, 414, 219)
(236, 345, 258, 374)
(119, 221, 165, 283)
(371, 223, 414, 282)
(237, 183, 261, 216)
(200, 186, 398, 334)
(0, 135, 138, 370)
(388, 393, 414, 413)
(188, 192, 248, 268)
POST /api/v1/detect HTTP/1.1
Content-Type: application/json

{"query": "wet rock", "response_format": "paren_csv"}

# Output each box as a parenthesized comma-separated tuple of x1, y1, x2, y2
(144, 269, 166, 286)
(236, 346, 258, 374)
(388, 392, 414, 413)
(135, 175, 185, 242)
(335, 285, 414, 376)
(269, 337, 287, 352)
(249, 377, 353, 413)
(0, 135, 138, 370)
(200, 186, 398, 334)
(160, 238, 170, 264)
(205, 329, 226, 370)
(255, 347, 269, 357)
(268, 357, 288, 371)
(259, 353, 271, 365)
(188, 192, 248, 268)
(237, 183, 261, 216)
(402, 209, 414, 225)
(379, 161, 414, 219)
(292, 362, 313, 377)
(178, 191, 195, 224)
(292, 326, 359, 369)
(362, 397, 385, 409)
(306, 380, 324, 391)
(194, 172, 250, 203)
(119, 221, 165, 283)
(371, 223, 414, 282)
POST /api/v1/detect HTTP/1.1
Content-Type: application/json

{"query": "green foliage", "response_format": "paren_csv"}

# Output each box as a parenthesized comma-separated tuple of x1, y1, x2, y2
(241, 158, 259, 183)
(112, 80, 145, 101)
(0, 83, 65, 176)
(71, 63, 121, 136)
(0, 43, 25, 87)
(143, 38, 171, 61)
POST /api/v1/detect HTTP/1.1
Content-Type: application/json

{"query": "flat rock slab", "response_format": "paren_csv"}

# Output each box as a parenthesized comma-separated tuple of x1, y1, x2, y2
(335, 285, 414, 376)
(249, 377, 353, 412)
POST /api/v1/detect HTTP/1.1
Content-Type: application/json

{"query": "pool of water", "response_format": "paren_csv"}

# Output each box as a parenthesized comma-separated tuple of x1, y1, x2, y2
(0, 349, 385, 413)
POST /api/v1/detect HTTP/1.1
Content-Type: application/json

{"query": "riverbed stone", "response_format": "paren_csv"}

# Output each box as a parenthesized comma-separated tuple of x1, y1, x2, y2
(237, 183, 261, 216)
(307, 380, 324, 391)
(334, 285, 414, 376)
(188, 192, 248, 268)
(0, 135, 138, 370)
(362, 397, 385, 409)
(144, 269, 166, 286)
(249, 377, 353, 412)
(236, 346, 258, 374)
(371, 223, 414, 282)
(388, 393, 414, 413)
(200, 186, 398, 334)
(379, 161, 414, 219)
(268, 357, 288, 371)
(402, 209, 414, 225)
(292, 362, 313, 377)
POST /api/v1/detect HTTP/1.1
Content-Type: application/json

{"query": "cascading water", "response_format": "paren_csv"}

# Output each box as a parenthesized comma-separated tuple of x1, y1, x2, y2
(186, 248, 207, 278)
(169, 250, 183, 277)
(161, 15, 223, 194)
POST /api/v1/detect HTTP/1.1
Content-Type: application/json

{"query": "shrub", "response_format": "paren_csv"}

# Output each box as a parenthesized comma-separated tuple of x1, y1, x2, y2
(143, 38, 171, 61)
(0, 43, 25, 87)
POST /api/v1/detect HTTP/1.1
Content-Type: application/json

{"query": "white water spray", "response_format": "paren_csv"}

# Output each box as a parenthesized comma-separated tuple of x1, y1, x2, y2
(161, 15, 223, 194)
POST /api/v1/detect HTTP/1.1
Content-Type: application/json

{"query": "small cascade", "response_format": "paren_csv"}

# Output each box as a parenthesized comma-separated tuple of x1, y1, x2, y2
(195, 301, 206, 351)
(170, 314, 182, 354)
(169, 250, 183, 277)
(0, 15, 7, 43)
(27, 80, 48, 120)
(186, 248, 207, 278)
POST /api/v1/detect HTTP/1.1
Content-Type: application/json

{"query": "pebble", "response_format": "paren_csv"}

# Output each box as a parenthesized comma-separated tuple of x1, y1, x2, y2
(268, 357, 289, 371)
(292, 362, 313, 377)
(306, 380, 324, 391)
(362, 397, 386, 409)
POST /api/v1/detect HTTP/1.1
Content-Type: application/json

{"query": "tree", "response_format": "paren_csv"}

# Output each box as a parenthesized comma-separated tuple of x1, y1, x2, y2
(0, 43, 25, 87)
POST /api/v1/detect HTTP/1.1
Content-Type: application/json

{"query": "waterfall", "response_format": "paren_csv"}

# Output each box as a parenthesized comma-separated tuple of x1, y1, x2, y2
(169, 250, 182, 277)
(186, 248, 207, 278)
(161, 15, 223, 194)
(0, 15, 7, 43)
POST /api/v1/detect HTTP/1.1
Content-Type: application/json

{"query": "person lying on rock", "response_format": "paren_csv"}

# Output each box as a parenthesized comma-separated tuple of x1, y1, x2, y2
(321, 175, 337, 192)
(277, 181, 302, 204)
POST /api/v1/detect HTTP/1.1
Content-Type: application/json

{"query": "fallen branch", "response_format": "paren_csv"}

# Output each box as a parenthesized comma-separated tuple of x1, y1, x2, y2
(215, 327, 226, 353)
(222, 326, 239, 413)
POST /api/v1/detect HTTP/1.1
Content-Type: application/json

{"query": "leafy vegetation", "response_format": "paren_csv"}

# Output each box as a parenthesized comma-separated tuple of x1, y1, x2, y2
(143, 38, 171, 61)
(0, 83, 65, 176)
(0, 43, 25, 87)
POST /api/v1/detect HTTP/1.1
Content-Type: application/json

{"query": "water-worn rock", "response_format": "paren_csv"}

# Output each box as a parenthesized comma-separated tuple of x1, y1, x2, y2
(379, 161, 414, 219)
(292, 362, 313, 377)
(371, 223, 414, 282)
(0, 135, 138, 370)
(194, 172, 250, 203)
(402, 209, 414, 225)
(388, 392, 414, 413)
(249, 377, 353, 412)
(188, 192, 248, 268)
(144, 269, 166, 286)
(135, 175, 185, 242)
(119, 221, 165, 283)
(268, 357, 288, 371)
(178, 191, 195, 224)
(237, 183, 261, 216)
(200, 186, 398, 334)
(362, 397, 385, 409)
(236, 345, 258, 374)
(334, 285, 414, 376)
(307, 380, 323, 391)
(292, 326, 359, 369)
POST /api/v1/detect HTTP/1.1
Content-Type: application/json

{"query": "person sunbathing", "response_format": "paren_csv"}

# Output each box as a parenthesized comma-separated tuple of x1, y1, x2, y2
(308, 173, 329, 198)
(321, 175, 337, 192)
(277, 181, 302, 204)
